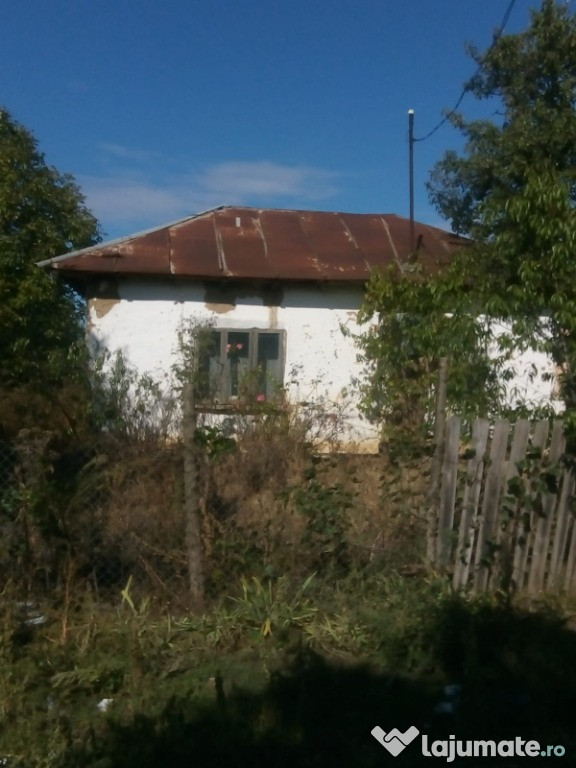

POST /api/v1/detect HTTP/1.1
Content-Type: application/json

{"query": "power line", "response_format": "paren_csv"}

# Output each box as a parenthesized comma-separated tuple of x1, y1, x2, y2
(414, 0, 518, 142)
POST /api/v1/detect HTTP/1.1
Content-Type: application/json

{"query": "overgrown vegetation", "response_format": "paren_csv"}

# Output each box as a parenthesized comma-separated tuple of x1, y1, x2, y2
(0, 372, 430, 766)
(2, 379, 576, 765)
(1, 575, 576, 767)
(2, 308, 573, 765)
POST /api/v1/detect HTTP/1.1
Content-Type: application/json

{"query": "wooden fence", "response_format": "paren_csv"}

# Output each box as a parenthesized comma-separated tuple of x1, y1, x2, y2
(430, 417, 576, 595)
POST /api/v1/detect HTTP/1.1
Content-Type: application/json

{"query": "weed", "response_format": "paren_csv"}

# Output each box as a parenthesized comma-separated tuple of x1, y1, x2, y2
(288, 461, 354, 578)
(229, 574, 318, 640)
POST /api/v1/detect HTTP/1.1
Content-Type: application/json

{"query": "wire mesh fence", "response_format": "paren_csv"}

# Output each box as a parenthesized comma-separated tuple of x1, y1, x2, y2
(0, 429, 191, 609)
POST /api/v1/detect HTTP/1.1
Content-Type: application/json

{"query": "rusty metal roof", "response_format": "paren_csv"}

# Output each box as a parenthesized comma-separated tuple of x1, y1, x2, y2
(40, 206, 466, 282)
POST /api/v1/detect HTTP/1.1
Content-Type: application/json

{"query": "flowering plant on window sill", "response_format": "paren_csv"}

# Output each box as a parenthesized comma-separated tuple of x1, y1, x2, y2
(195, 389, 289, 415)
(226, 343, 244, 359)
(195, 400, 287, 415)
(228, 392, 268, 407)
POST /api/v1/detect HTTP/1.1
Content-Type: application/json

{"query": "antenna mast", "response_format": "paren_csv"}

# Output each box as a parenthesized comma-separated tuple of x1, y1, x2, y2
(408, 109, 415, 252)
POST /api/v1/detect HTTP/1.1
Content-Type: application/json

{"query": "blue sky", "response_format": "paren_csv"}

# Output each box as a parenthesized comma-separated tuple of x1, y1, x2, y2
(0, 0, 551, 240)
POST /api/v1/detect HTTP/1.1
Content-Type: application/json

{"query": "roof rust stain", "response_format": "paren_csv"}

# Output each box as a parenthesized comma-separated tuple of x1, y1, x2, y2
(43, 207, 466, 282)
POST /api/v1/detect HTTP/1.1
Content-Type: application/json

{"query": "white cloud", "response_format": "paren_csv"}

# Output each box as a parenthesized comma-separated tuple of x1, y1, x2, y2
(79, 174, 206, 227)
(98, 142, 162, 163)
(198, 161, 340, 201)
(80, 160, 341, 236)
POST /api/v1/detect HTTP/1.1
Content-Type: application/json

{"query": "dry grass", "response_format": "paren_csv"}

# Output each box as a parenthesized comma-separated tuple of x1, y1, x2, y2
(0, 408, 431, 611)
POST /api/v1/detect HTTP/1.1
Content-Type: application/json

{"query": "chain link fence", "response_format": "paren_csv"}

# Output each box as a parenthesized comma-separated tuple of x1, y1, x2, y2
(0, 429, 191, 609)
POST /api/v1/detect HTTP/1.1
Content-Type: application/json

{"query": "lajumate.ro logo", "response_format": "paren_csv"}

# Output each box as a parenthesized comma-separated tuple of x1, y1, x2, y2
(371, 726, 566, 761)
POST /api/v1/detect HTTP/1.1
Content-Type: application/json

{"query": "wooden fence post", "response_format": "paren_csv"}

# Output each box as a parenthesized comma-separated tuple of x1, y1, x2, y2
(182, 379, 205, 611)
(427, 356, 448, 565)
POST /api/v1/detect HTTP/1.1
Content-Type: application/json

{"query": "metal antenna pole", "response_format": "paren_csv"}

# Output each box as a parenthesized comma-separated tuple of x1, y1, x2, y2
(408, 109, 415, 253)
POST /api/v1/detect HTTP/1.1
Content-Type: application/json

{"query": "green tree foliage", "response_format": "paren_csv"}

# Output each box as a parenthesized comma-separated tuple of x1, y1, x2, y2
(355, 264, 506, 447)
(427, 0, 576, 409)
(358, 1, 576, 440)
(0, 107, 100, 388)
(428, 0, 576, 237)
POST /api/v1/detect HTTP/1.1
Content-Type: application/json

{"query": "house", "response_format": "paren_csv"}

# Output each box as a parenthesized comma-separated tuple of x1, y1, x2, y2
(39, 206, 471, 450)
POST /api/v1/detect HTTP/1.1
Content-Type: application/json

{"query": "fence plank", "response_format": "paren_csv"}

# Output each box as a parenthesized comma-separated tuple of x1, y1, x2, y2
(498, 419, 531, 591)
(566, 516, 576, 595)
(437, 415, 461, 569)
(564, 511, 576, 591)
(453, 419, 490, 590)
(473, 420, 510, 592)
(547, 468, 574, 590)
(513, 420, 550, 590)
(527, 421, 565, 594)
(561, 478, 576, 591)
(434, 416, 576, 596)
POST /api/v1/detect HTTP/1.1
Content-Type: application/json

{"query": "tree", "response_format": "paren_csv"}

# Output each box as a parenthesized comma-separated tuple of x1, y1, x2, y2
(427, 0, 576, 410)
(356, 1, 576, 445)
(0, 107, 100, 390)
(354, 261, 506, 451)
(428, 0, 576, 237)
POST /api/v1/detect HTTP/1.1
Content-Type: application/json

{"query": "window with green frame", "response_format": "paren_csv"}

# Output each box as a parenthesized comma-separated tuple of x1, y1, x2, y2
(197, 328, 285, 402)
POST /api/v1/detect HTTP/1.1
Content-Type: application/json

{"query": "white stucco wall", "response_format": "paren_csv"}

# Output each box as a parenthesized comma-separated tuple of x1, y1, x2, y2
(489, 319, 561, 412)
(88, 278, 380, 450)
(88, 278, 561, 452)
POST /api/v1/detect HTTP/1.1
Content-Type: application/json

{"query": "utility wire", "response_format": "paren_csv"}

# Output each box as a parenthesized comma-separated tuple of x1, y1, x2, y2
(414, 0, 518, 142)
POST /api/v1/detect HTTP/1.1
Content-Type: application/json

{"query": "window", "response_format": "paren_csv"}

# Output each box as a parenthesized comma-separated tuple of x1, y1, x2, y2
(197, 328, 285, 403)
